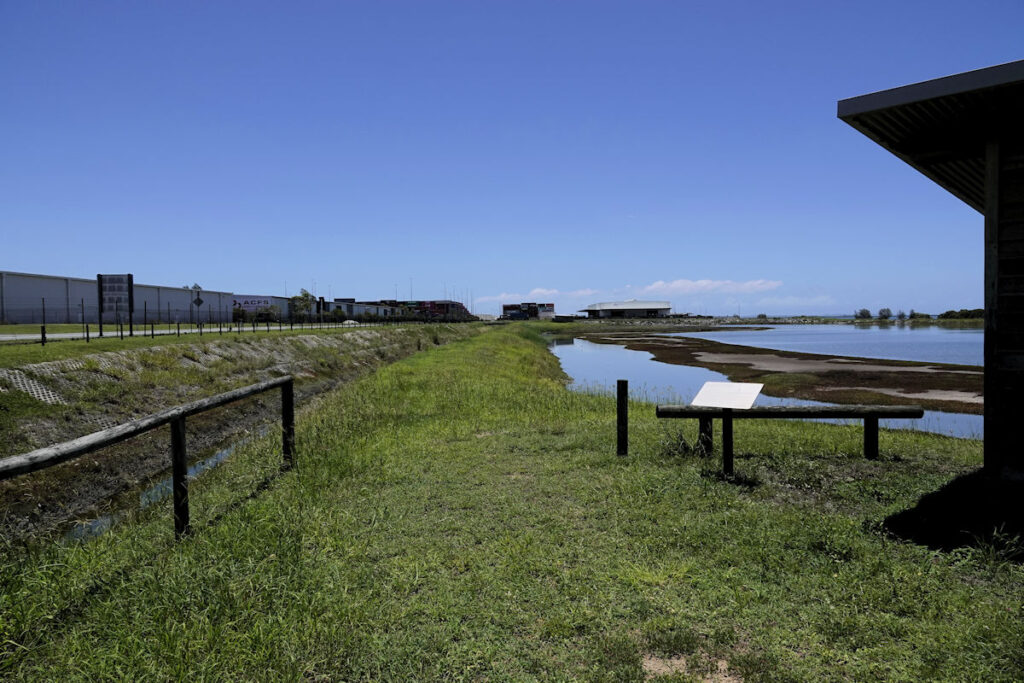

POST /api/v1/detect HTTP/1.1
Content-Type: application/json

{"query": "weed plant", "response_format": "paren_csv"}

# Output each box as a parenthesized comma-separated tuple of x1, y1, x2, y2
(0, 325, 1020, 680)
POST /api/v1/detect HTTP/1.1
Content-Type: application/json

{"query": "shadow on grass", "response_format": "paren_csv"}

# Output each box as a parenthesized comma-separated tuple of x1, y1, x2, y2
(884, 469, 1024, 562)
(700, 464, 762, 490)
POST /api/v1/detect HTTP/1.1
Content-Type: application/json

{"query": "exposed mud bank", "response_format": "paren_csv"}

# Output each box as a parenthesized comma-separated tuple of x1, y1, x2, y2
(582, 332, 983, 415)
(0, 325, 479, 539)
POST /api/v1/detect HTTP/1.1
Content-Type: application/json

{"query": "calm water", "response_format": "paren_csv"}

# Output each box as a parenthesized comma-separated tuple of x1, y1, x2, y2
(550, 337, 982, 439)
(669, 324, 983, 366)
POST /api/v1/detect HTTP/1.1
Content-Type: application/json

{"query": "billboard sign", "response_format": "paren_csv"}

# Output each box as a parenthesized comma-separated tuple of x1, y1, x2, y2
(97, 273, 134, 317)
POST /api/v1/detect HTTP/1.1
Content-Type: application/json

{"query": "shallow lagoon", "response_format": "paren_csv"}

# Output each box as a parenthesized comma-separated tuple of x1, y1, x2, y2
(669, 323, 982, 366)
(550, 337, 983, 439)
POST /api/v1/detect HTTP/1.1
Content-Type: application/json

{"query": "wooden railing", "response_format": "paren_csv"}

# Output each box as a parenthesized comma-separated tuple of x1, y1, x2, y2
(0, 376, 295, 539)
(656, 404, 924, 475)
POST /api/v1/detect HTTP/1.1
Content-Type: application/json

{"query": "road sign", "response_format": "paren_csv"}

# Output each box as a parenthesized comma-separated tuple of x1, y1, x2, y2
(193, 296, 204, 308)
(691, 382, 763, 409)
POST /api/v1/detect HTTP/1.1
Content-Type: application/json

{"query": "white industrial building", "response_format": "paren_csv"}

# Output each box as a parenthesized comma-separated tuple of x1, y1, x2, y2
(0, 270, 235, 324)
(578, 300, 671, 319)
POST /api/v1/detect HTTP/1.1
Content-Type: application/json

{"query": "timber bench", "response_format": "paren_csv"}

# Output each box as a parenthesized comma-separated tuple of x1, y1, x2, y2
(655, 404, 924, 475)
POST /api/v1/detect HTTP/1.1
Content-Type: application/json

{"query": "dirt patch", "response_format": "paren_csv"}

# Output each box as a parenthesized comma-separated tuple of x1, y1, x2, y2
(642, 654, 741, 681)
(693, 351, 980, 376)
(820, 386, 983, 404)
(584, 333, 983, 415)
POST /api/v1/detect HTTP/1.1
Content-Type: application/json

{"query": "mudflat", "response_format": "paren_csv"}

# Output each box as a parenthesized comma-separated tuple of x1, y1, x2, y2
(584, 332, 983, 414)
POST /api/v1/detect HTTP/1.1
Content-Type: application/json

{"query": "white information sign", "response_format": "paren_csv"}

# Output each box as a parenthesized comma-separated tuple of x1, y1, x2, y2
(691, 382, 763, 410)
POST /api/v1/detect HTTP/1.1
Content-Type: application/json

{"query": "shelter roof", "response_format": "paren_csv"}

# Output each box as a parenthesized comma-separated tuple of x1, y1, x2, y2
(838, 60, 1024, 213)
(579, 300, 671, 312)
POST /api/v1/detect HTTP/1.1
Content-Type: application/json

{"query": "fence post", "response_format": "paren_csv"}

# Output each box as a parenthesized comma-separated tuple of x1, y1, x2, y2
(151, 323, 155, 338)
(864, 417, 879, 460)
(282, 379, 295, 469)
(86, 323, 90, 342)
(698, 416, 713, 455)
(177, 322, 180, 337)
(616, 379, 628, 456)
(40, 325, 46, 346)
(722, 409, 734, 476)
(171, 416, 191, 539)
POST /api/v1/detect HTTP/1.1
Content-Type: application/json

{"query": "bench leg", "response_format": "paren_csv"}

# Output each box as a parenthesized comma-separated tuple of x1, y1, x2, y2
(722, 410, 734, 476)
(864, 417, 879, 460)
(698, 417, 713, 456)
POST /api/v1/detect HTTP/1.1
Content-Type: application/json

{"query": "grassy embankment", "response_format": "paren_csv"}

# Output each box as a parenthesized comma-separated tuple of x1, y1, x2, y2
(0, 321, 411, 368)
(0, 324, 480, 538)
(1, 325, 1019, 680)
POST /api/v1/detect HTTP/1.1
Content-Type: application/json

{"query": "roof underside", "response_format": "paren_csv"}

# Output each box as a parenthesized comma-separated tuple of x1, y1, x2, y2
(580, 300, 671, 311)
(838, 60, 1024, 213)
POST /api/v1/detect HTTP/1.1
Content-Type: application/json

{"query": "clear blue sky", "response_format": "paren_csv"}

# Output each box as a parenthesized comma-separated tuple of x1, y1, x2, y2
(3, 1, 1022, 316)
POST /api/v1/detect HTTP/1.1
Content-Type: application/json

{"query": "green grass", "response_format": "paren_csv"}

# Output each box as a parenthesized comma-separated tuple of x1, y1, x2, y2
(1, 325, 1019, 680)
(0, 321, 428, 368)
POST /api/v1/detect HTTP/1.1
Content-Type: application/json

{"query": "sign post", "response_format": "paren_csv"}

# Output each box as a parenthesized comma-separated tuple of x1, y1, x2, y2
(690, 382, 763, 475)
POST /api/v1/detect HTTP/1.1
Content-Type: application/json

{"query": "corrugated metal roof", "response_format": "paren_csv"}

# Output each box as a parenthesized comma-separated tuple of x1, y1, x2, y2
(838, 60, 1024, 213)
(578, 300, 671, 312)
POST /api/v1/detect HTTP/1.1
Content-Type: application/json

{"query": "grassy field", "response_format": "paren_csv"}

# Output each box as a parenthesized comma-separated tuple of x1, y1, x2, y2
(1, 325, 1020, 680)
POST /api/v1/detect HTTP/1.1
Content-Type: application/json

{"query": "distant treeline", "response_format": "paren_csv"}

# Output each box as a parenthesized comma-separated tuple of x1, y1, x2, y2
(937, 308, 984, 320)
(853, 307, 982, 321)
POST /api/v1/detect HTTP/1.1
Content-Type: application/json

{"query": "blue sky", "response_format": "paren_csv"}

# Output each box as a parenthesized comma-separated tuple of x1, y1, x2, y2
(3, 1, 1021, 316)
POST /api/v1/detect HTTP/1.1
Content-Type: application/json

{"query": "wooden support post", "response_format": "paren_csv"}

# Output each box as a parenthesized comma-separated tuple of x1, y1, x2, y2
(85, 323, 90, 342)
(171, 416, 190, 539)
(616, 379, 628, 456)
(150, 323, 155, 338)
(282, 379, 295, 469)
(40, 325, 46, 346)
(864, 416, 879, 460)
(722, 408, 734, 476)
(698, 416, 713, 455)
(176, 323, 180, 337)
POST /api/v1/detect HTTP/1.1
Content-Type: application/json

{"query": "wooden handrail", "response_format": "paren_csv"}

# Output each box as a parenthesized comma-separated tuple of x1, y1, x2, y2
(0, 376, 295, 539)
(656, 402, 924, 473)
(656, 404, 924, 419)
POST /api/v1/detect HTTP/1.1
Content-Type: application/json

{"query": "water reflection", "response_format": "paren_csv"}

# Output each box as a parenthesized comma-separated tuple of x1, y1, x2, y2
(550, 337, 982, 439)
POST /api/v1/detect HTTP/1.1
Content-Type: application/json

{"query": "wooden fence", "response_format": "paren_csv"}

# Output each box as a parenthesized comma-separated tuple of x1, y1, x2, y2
(0, 376, 295, 539)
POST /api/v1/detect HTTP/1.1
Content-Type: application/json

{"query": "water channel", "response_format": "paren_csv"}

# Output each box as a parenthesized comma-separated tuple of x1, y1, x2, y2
(63, 426, 271, 542)
(549, 337, 983, 439)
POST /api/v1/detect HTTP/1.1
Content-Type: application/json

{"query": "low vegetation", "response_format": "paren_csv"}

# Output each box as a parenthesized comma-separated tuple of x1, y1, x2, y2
(1, 325, 1019, 680)
(0, 321, 420, 368)
(938, 308, 985, 320)
(0, 324, 480, 537)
